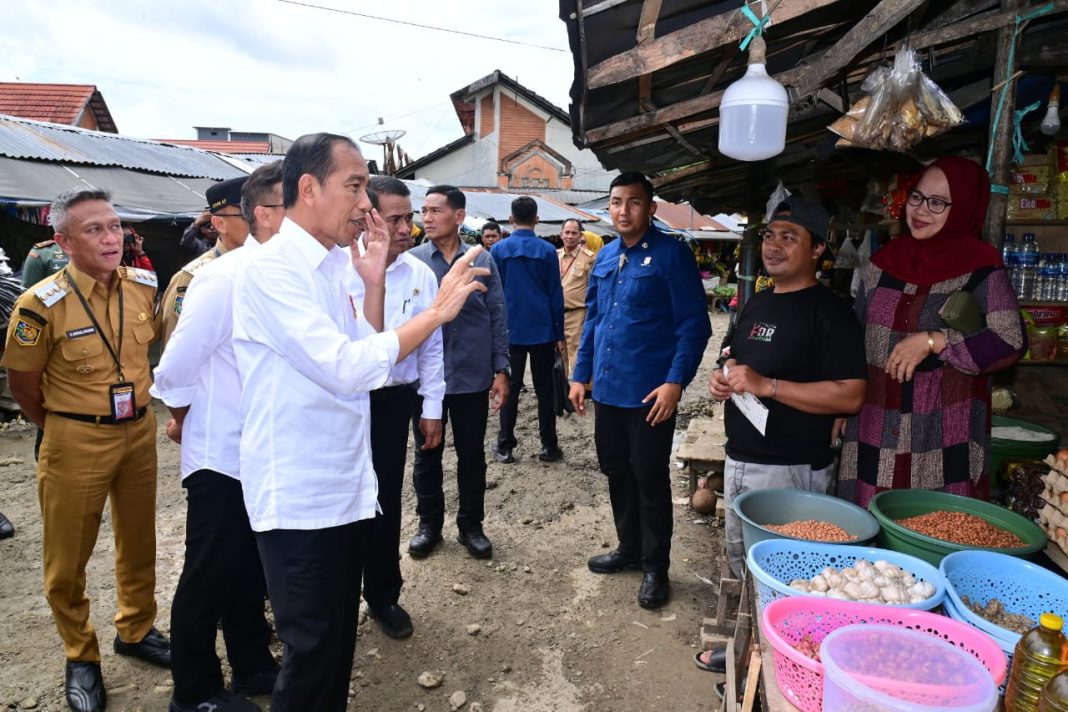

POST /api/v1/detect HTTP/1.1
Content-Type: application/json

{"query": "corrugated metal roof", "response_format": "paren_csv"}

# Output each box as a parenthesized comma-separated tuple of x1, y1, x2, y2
(0, 114, 247, 180)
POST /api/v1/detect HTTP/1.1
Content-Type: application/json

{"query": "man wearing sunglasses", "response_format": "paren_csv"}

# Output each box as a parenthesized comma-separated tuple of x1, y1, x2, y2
(160, 177, 249, 346)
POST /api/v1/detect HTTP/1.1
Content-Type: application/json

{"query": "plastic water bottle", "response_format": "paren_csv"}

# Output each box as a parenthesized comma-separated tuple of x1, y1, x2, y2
(1039, 669, 1068, 711)
(1039, 254, 1055, 301)
(1005, 613, 1068, 711)
(1004, 234, 1020, 293)
(1020, 233, 1040, 300)
(1058, 254, 1068, 302)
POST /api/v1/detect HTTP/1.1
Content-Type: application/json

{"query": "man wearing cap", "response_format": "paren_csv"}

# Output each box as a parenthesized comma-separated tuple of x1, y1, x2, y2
(153, 162, 284, 712)
(3, 188, 169, 712)
(160, 177, 248, 346)
(709, 195, 867, 583)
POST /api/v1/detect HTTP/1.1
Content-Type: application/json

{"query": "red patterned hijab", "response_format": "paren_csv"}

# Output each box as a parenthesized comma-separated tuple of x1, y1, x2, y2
(871, 157, 1003, 286)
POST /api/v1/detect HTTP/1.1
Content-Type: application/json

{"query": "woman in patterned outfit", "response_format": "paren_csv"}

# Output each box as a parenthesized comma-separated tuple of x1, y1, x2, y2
(839, 157, 1025, 507)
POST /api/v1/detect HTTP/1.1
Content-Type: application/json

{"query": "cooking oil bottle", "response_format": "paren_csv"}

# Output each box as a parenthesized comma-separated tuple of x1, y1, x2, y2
(1006, 613, 1068, 711)
(1039, 669, 1068, 711)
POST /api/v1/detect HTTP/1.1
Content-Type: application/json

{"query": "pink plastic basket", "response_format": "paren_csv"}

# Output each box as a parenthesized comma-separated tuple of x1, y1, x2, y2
(760, 597, 1007, 712)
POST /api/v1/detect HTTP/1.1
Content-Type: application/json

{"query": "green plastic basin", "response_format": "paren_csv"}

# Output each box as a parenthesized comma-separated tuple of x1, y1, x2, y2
(989, 415, 1060, 486)
(868, 489, 1047, 567)
(732, 488, 880, 555)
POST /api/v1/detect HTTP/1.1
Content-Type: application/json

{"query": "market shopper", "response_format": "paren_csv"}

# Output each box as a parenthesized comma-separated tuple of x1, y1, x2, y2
(709, 196, 867, 577)
(152, 161, 284, 712)
(491, 196, 565, 464)
(569, 171, 711, 609)
(353, 176, 445, 640)
(3, 189, 169, 712)
(407, 185, 509, 561)
(231, 134, 489, 711)
(481, 221, 503, 249)
(839, 157, 1025, 507)
(160, 177, 248, 346)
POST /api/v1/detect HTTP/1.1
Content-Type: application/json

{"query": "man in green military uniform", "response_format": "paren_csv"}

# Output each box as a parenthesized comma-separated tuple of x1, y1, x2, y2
(20, 239, 71, 289)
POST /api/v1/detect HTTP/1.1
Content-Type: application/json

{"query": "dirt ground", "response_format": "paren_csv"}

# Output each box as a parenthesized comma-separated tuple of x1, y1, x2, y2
(0, 311, 731, 712)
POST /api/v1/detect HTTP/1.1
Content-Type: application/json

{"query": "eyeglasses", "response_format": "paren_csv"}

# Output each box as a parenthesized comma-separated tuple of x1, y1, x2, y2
(906, 189, 951, 214)
(259, 204, 285, 209)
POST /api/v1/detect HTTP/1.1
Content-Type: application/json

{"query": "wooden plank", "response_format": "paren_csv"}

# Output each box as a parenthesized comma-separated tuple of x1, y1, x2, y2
(922, 0, 998, 30)
(740, 650, 762, 711)
(586, 0, 839, 90)
(982, 0, 1023, 248)
(791, 0, 928, 98)
(636, 0, 662, 44)
(903, 1, 1068, 61)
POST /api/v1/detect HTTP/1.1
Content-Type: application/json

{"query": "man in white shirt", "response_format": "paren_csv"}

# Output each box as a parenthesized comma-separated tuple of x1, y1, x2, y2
(231, 133, 488, 712)
(152, 161, 284, 712)
(350, 176, 445, 640)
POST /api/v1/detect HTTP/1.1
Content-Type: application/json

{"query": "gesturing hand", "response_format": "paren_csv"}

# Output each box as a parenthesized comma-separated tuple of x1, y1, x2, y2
(431, 245, 490, 323)
(352, 208, 389, 288)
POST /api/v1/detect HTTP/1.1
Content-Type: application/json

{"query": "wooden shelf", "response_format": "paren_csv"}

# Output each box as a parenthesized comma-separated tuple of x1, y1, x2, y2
(1017, 360, 1068, 367)
(1020, 301, 1068, 307)
(1006, 221, 1068, 227)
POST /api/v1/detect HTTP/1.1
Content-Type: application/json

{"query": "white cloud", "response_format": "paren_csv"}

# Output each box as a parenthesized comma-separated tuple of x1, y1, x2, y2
(0, 0, 576, 159)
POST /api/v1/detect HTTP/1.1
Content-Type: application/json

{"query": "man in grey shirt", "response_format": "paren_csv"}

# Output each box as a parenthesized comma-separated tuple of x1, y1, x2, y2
(407, 185, 509, 560)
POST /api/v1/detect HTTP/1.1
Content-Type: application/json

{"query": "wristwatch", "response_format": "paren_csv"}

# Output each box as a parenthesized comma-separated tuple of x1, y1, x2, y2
(495, 367, 511, 378)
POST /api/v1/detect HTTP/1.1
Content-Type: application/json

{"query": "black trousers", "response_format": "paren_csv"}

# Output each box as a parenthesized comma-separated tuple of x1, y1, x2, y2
(497, 342, 559, 451)
(411, 390, 488, 533)
(255, 520, 369, 712)
(364, 385, 419, 609)
(170, 470, 274, 704)
(593, 402, 676, 574)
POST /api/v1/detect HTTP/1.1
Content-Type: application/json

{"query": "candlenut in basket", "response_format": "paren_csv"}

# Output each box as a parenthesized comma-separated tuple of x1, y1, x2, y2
(788, 559, 935, 605)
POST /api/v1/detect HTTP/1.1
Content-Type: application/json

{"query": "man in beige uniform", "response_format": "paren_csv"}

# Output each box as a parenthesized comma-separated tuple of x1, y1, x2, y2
(3, 189, 170, 712)
(160, 176, 249, 345)
(558, 218, 595, 380)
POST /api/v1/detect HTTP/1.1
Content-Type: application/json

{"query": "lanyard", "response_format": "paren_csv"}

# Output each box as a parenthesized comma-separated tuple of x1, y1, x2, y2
(561, 250, 579, 278)
(67, 274, 125, 381)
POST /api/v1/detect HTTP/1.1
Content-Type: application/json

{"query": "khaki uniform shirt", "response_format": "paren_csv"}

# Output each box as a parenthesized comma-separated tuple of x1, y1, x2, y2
(160, 243, 227, 346)
(2, 263, 160, 415)
(559, 246, 595, 310)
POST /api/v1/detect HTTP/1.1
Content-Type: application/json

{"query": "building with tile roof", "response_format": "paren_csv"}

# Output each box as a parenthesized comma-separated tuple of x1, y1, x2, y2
(0, 83, 117, 133)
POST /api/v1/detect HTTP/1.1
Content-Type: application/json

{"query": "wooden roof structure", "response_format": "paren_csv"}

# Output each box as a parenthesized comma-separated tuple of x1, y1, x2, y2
(559, 0, 1068, 222)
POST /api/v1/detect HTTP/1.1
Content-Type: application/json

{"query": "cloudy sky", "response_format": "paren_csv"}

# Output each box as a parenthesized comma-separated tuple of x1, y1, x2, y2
(1, 0, 576, 160)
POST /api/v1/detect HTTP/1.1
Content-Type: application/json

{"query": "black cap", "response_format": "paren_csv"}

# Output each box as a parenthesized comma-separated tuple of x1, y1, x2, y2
(206, 177, 248, 213)
(769, 196, 829, 244)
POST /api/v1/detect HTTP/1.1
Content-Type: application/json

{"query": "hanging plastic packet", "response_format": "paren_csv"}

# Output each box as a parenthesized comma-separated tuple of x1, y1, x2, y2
(828, 45, 963, 151)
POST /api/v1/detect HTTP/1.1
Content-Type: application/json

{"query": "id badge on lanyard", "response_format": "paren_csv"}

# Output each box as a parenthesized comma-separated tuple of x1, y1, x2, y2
(109, 382, 136, 421)
(69, 274, 135, 421)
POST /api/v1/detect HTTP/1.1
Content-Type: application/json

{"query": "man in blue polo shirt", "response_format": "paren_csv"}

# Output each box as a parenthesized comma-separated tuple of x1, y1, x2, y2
(490, 196, 566, 464)
(569, 172, 711, 609)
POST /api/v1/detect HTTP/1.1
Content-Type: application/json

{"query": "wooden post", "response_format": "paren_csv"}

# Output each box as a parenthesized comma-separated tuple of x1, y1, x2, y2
(982, 0, 1023, 248)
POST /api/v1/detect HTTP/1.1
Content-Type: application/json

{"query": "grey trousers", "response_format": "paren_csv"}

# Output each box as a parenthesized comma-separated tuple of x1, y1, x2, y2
(723, 455, 834, 579)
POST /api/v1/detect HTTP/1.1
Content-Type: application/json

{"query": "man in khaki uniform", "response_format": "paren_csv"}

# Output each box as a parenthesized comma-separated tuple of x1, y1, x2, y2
(3, 189, 170, 712)
(558, 218, 595, 380)
(160, 176, 249, 345)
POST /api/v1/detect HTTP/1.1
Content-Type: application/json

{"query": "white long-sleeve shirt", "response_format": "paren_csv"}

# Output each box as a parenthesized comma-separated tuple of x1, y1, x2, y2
(349, 245, 445, 418)
(232, 218, 399, 532)
(151, 237, 262, 481)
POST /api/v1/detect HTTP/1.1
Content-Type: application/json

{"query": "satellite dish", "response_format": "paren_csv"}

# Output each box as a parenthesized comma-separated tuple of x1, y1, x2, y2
(360, 130, 407, 175)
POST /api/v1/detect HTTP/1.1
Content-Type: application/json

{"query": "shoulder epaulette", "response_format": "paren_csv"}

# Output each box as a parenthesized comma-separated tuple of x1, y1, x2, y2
(33, 277, 68, 307)
(121, 267, 158, 288)
(33, 239, 56, 249)
(182, 251, 218, 276)
(581, 247, 595, 257)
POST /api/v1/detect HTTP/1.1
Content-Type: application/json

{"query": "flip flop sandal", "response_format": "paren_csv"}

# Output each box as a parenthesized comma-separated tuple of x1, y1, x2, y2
(693, 649, 722, 672)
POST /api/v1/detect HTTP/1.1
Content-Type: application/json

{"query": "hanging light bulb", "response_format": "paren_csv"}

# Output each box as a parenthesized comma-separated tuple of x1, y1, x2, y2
(719, 35, 789, 161)
(1041, 84, 1061, 136)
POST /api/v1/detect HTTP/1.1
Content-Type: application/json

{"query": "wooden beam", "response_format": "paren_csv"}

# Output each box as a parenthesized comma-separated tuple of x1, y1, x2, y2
(586, 0, 840, 90)
(636, 0, 662, 44)
(791, 0, 928, 98)
(982, 0, 1023, 247)
(922, 0, 998, 30)
(903, 1, 1068, 59)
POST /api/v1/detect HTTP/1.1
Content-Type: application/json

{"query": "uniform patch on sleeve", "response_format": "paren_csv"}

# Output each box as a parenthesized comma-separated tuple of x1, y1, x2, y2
(173, 295, 184, 315)
(13, 319, 42, 346)
(17, 307, 47, 325)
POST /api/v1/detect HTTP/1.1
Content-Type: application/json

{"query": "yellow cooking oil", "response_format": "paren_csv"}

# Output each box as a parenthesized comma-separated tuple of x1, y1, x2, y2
(1007, 613, 1068, 712)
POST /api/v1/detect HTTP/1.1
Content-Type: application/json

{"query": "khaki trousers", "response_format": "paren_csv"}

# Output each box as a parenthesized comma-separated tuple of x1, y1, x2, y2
(37, 410, 158, 661)
(563, 308, 586, 381)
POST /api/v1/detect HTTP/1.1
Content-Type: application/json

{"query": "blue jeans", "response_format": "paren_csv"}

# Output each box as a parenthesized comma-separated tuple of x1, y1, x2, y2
(723, 455, 834, 578)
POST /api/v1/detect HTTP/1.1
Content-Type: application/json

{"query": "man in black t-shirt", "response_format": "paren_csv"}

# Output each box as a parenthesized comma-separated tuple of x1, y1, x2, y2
(709, 197, 867, 579)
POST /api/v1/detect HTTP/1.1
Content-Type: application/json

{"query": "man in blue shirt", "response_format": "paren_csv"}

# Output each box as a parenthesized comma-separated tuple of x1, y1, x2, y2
(490, 197, 566, 464)
(408, 185, 510, 560)
(569, 172, 712, 609)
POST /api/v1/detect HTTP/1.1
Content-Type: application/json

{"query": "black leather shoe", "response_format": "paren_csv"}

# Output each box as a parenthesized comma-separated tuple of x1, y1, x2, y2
(638, 572, 670, 609)
(491, 444, 515, 464)
(114, 627, 171, 668)
(65, 661, 106, 712)
(457, 530, 493, 559)
(0, 510, 13, 539)
(370, 603, 414, 639)
(587, 550, 641, 574)
(408, 526, 442, 558)
(229, 664, 279, 696)
(170, 689, 261, 711)
(538, 446, 563, 462)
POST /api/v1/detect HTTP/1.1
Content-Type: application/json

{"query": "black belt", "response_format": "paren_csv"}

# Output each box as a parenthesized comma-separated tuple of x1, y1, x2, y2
(565, 306, 585, 313)
(52, 407, 148, 425)
(370, 384, 415, 402)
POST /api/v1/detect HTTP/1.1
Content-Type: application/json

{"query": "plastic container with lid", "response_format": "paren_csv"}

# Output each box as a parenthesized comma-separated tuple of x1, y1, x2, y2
(1006, 613, 1068, 712)
(820, 623, 998, 711)
(1039, 669, 1068, 711)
